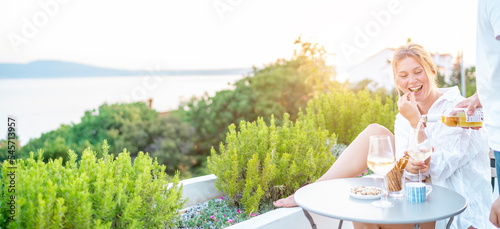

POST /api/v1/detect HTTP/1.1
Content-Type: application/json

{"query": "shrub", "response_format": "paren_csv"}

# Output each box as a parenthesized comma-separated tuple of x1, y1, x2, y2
(20, 102, 159, 162)
(19, 103, 199, 178)
(183, 37, 335, 159)
(207, 114, 336, 214)
(0, 141, 185, 228)
(0, 139, 21, 164)
(300, 89, 397, 145)
(182, 81, 257, 159)
(114, 111, 197, 177)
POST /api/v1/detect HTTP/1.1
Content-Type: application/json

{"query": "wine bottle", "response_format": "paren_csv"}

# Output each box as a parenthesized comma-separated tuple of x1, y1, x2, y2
(422, 108, 484, 128)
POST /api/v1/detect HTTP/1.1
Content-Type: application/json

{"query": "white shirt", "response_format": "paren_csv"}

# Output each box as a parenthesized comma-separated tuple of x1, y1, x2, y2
(395, 87, 493, 229)
(477, 0, 500, 151)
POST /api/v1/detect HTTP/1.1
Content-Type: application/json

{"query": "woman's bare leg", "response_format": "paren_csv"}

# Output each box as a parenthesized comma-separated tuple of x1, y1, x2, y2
(353, 222, 435, 229)
(316, 124, 395, 182)
(273, 124, 394, 207)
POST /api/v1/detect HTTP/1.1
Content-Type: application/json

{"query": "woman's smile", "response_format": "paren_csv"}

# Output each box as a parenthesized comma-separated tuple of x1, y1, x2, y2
(409, 85, 423, 94)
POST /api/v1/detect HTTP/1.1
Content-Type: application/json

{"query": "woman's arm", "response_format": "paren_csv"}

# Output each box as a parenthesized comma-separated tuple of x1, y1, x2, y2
(397, 92, 420, 128)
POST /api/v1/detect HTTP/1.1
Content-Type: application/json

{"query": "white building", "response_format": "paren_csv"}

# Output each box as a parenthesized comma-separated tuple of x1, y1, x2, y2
(339, 48, 454, 91)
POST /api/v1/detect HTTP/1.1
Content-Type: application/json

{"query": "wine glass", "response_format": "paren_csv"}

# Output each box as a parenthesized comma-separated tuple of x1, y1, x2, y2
(406, 119, 432, 182)
(367, 135, 396, 208)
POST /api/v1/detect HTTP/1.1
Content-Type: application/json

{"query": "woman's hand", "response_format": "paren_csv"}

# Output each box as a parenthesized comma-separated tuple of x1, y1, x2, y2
(404, 152, 431, 174)
(397, 92, 421, 128)
(490, 197, 500, 227)
(455, 92, 482, 130)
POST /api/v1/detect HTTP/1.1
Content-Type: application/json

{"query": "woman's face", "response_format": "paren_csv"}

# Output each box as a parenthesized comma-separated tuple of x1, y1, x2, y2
(396, 57, 432, 102)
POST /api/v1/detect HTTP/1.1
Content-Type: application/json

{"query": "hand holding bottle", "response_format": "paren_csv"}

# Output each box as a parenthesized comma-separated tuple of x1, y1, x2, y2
(422, 108, 484, 128)
(454, 92, 483, 130)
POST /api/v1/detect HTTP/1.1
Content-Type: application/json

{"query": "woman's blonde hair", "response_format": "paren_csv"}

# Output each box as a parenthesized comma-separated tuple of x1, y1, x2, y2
(392, 43, 438, 95)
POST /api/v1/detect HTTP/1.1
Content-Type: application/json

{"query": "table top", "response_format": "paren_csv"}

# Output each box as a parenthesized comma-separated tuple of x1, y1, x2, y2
(294, 177, 467, 224)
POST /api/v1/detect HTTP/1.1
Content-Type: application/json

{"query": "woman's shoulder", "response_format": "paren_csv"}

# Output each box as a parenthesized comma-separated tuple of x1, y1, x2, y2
(431, 87, 465, 112)
(437, 87, 465, 102)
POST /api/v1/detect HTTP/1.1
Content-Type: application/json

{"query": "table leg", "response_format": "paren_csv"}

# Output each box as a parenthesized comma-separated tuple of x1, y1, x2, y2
(301, 209, 317, 229)
(414, 223, 420, 229)
(446, 216, 454, 229)
(338, 219, 343, 229)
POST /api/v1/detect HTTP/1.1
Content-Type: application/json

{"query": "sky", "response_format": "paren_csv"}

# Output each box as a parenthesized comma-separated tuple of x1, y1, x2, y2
(0, 0, 478, 75)
(0, 0, 480, 144)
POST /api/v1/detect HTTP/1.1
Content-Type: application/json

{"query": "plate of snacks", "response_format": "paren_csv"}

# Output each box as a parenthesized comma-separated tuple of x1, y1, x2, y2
(349, 186, 382, 199)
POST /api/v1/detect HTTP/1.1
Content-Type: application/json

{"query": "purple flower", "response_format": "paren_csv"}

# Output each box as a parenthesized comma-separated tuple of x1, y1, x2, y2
(228, 219, 234, 223)
(210, 215, 215, 219)
(237, 209, 241, 214)
(221, 196, 224, 200)
(215, 219, 218, 222)
(224, 214, 226, 217)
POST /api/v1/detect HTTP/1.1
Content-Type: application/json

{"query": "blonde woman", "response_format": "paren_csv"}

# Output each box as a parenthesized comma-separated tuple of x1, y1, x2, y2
(273, 43, 493, 229)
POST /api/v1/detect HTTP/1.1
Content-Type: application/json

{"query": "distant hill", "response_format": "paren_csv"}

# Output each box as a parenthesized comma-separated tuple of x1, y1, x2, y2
(0, 60, 252, 79)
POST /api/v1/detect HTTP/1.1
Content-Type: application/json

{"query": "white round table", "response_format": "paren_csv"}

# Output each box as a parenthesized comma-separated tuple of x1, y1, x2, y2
(294, 177, 467, 229)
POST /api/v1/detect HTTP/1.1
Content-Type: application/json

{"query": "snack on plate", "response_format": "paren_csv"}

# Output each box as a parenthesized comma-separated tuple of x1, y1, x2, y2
(350, 186, 381, 195)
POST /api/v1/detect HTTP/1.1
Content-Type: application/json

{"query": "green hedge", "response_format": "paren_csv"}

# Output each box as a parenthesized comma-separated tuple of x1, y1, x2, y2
(0, 141, 185, 228)
(301, 89, 397, 145)
(208, 114, 336, 213)
(208, 89, 397, 214)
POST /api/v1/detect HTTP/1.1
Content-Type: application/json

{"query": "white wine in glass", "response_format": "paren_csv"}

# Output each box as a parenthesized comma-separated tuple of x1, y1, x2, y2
(367, 158, 396, 175)
(407, 119, 432, 182)
(367, 135, 396, 208)
(406, 148, 432, 162)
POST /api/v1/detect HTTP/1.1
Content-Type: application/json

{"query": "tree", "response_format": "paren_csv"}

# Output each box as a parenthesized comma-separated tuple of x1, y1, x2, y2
(20, 125, 72, 162)
(182, 37, 336, 157)
(21, 102, 159, 162)
(115, 110, 197, 176)
(0, 139, 21, 165)
(438, 53, 476, 97)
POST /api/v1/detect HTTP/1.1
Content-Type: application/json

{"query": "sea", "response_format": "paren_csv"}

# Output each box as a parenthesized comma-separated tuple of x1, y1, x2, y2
(0, 74, 245, 145)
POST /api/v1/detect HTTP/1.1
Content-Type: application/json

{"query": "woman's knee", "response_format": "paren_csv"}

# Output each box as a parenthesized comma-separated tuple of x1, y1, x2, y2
(365, 123, 392, 135)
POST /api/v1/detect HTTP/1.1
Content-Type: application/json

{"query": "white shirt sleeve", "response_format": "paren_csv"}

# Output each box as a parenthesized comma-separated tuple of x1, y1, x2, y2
(428, 124, 489, 181)
(394, 113, 429, 181)
(394, 113, 409, 159)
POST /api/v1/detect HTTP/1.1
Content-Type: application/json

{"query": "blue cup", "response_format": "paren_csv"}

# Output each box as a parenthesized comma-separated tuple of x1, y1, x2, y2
(405, 182, 432, 202)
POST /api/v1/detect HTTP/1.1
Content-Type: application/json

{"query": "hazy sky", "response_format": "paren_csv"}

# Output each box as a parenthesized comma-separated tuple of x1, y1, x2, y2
(0, 0, 477, 71)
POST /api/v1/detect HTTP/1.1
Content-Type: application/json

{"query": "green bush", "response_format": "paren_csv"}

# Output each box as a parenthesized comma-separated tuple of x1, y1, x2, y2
(0, 139, 21, 164)
(183, 37, 335, 158)
(114, 111, 197, 177)
(183, 80, 257, 159)
(20, 102, 159, 161)
(0, 141, 185, 228)
(208, 114, 336, 214)
(18, 103, 198, 177)
(300, 89, 397, 145)
(437, 65, 477, 98)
